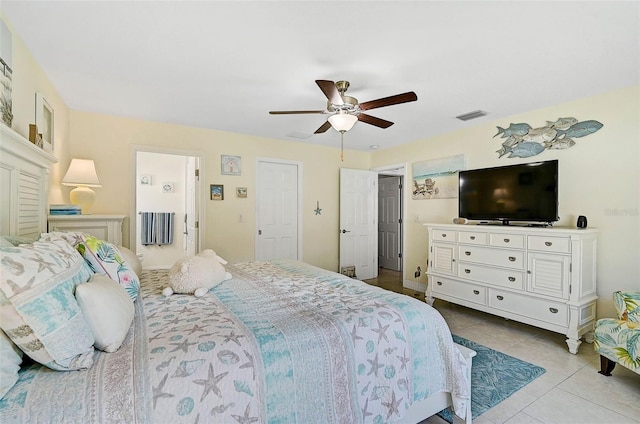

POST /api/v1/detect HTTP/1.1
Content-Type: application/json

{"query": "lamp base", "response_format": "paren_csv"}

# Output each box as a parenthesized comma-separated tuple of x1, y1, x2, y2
(69, 186, 96, 214)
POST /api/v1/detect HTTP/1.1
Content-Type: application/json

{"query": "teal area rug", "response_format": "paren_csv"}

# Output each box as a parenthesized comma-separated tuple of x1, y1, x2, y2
(437, 335, 546, 423)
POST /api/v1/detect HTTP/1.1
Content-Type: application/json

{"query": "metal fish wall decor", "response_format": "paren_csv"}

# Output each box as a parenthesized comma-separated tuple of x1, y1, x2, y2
(494, 118, 603, 158)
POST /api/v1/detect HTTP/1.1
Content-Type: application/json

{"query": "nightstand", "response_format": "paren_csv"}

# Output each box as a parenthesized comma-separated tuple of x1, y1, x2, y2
(47, 214, 126, 245)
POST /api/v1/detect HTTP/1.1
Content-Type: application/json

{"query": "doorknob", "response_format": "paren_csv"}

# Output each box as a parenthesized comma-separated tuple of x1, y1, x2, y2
(341, 229, 351, 234)
(258, 230, 262, 235)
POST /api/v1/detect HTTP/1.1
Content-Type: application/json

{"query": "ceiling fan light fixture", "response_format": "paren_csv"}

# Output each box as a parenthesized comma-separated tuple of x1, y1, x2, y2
(328, 113, 358, 132)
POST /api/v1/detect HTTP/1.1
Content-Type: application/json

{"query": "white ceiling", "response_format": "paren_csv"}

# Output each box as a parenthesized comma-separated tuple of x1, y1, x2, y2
(2, 1, 639, 152)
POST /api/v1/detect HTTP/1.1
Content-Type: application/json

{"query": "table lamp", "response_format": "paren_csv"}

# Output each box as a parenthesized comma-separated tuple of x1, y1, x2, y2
(62, 158, 102, 214)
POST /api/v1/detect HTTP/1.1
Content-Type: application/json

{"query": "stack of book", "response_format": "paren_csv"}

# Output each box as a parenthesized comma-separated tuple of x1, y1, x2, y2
(49, 204, 82, 215)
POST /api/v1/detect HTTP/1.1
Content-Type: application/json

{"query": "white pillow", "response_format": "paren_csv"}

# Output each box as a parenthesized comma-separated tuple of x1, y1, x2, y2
(117, 245, 142, 277)
(76, 274, 135, 353)
(0, 329, 22, 400)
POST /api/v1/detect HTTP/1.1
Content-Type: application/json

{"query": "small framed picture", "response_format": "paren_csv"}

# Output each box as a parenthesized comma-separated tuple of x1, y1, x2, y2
(221, 155, 241, 176)
(35, 93, 54, 153)
(236, 187, 247, 198)
(210, 184, 224, 200)
(139, 175, 152, 186)
(162, 182, 175, 193)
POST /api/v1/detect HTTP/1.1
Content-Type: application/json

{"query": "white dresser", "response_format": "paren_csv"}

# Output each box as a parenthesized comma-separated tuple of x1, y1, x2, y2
(48, 214, 126, 245)
(425, 223, 598, 353)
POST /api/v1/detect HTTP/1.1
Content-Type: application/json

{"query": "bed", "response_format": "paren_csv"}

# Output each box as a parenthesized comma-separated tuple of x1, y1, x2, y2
(0, 127, 473, 424)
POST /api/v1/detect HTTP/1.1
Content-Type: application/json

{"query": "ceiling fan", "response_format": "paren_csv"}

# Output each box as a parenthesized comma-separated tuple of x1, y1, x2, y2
(269, 80, 418, 134)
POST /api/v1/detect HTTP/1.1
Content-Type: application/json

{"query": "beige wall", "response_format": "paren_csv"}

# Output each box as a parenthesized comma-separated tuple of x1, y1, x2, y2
(1, 15, 70, 204)
(371, 86, 640, 318)
(5, 12, 638, 318)
(69, 110, 370, 271)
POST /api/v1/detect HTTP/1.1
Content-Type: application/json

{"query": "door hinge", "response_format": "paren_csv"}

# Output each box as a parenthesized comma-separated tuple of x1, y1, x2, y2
(399, 218, 402, 224)
(399, 253, 402, 258)
(195, 169, 200, 179)
(399, 183, 403, 189)
(569, 284, 572, 294)
(194, 221, 199, 228)
(569, 263, 572, 273)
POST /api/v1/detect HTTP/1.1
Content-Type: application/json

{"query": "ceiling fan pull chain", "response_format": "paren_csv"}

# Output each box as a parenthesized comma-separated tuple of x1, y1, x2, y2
(340, 132, 344, 162)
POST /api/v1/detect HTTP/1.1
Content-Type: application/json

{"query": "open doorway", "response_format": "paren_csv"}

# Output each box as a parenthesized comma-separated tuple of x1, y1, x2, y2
(374, 164, 406, 282)
(130, 146, 203, 269)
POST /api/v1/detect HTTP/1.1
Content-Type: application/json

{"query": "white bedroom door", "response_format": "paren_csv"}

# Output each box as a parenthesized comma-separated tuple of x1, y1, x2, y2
(339, 168, 377, 280)
(255, 159, 301, 261)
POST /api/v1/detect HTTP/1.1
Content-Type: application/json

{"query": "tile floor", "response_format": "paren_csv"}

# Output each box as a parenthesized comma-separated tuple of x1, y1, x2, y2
(364, 268, 640, 424)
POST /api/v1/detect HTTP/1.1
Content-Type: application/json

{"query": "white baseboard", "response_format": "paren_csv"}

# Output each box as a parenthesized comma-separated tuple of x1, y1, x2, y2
(404, 279, 427, 293)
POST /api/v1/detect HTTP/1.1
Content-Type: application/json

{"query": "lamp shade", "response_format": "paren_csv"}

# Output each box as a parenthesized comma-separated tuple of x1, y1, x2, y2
(62, 158, 101, 214)
(328, 113, 358, 132)
(62, 159, 102, 187)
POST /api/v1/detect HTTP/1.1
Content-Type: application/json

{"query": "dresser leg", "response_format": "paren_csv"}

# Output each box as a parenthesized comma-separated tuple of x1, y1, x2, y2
(565, 337, 582, 354)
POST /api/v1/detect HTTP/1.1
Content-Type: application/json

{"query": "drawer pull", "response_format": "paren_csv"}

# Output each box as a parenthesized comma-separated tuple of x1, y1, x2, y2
(465, 251, 471, 256)
(545, 241, 552, 246)
(473, 290, 480, 295)
(437, 281, 443, 286)
(496, 295, 504, 301)
(470, 236, 476, 240)
(508, 276, 516, 282)
(464, 269, 471, 274)
(508, 256, 516, 262)
(442, 234, 447, 238)
(549, 307, 558, 314)
(504, 238, 510, 243)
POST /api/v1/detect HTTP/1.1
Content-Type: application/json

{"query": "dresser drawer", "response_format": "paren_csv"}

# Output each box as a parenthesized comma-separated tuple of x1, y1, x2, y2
(457, 262, 525, 290)
(459, 231, 488, 245)
(457, 245, 525, 270)
(431, 277, 486, 305)
(432, 229, 457, 242)
(488, 289, 568, 327)
(528, 235, 570, 253)
(490, 233, 525, 249)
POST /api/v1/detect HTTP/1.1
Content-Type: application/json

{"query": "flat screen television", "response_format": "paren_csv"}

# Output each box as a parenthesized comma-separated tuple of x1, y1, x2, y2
(458, 160, 559, 225)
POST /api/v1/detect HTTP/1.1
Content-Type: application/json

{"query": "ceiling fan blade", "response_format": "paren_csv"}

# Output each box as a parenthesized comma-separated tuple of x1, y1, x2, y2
(357, 113, 394, 129)
(358, 91, 418, 111)
(269, 110, 326, 115)
(314, 120, 332, 134)
(316, 80, 343, 105)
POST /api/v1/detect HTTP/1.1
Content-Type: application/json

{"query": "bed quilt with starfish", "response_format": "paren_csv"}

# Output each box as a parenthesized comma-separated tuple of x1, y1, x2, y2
(0, 259, 468, 423)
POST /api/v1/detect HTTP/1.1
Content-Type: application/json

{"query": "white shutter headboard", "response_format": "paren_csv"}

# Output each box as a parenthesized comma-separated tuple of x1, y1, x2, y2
(0, 124, 57, 238)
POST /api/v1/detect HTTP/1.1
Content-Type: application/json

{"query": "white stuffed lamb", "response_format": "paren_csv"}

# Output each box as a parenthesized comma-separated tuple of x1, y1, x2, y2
(163, 249, 232, 297)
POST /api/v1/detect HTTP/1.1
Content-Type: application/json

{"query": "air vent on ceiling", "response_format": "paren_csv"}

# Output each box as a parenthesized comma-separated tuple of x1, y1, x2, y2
(456, 110, 488, 121)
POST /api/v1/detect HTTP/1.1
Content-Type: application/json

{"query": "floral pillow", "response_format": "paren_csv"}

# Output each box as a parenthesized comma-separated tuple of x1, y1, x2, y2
(0, 239, 95, 371)
(77, 236, 140, 301)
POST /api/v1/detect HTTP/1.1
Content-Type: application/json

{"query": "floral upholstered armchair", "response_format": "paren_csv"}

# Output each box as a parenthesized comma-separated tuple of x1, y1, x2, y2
(594, 291, 640, 376)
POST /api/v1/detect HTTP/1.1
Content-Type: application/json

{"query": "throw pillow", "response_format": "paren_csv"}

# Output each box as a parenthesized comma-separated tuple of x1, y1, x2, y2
(117, 245, 142, 277)
(0, 329, 23, 400)
(0, 239, 95, 371)
(77, 236, 140, 301)
(76, 274, 135, 352)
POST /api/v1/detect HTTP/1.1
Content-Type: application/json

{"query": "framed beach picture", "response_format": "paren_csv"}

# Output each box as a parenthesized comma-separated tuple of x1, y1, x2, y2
(210, 184, 224, 200)
(221, 155, 241, 176)
(412, 154, 465, 200)
(35, 93, 54, 153)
